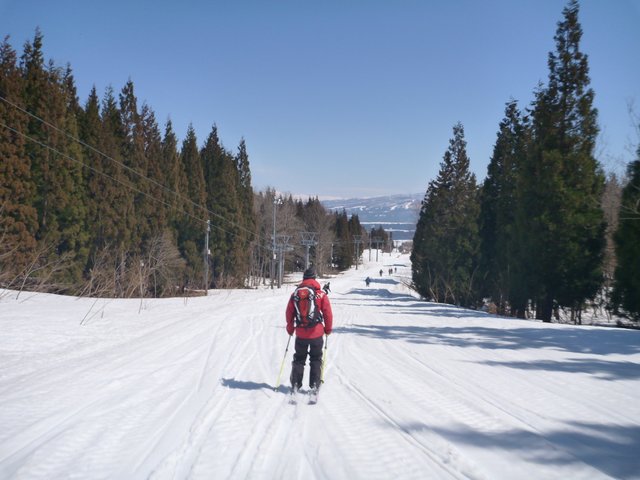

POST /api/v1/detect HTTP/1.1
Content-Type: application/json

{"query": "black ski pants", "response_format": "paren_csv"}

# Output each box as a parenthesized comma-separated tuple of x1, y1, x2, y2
(290, 336, 323, 389)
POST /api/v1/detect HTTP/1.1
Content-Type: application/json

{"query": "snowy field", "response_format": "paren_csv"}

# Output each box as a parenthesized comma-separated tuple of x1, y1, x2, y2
(1, 253, 639, 479)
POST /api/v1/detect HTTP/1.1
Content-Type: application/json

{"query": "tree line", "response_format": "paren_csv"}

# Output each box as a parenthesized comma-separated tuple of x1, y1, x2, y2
(0, 29, 370, 297)
(411, 0, 639, 323)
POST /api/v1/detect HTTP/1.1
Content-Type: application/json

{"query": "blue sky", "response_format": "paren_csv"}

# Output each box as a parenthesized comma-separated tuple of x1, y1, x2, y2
(2, 0, 639, 198)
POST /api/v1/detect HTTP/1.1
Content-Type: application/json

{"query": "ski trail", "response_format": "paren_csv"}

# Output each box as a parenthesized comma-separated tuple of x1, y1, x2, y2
(1, 313, 216, 468)
(330, 278, 613, 479)
(327, 300, 479, 480)
(148, 295, 284, 480)
(2, 254, 639, 479)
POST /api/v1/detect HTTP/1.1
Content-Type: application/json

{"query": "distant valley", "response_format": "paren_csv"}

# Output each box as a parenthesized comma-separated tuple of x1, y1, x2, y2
(321, 193, 422, 242)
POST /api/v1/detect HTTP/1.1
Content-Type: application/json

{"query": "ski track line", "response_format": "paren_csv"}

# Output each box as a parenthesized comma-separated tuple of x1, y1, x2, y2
(378, 311, 640, 471)
(415, 342, 586, 431)
(223, 395, 292, 479)
(129, 310, 245, 479)
(174, 383, 283, 479)
(332, 360, 476, 480)
(170, 296, 331, 479)
(336, 289, 612, 479)
(332, 294, 498, 479)
(325, 304, 471, 479)
(147, 310, 277, 479)
(379, 340, 588, 476)
(0, 308, 212, 399)
(385, 339, 547, 435)
(0, 320, 214, 461)
(2, 343, 213, 478)
(0, 312, 215, 412)
(201, 312, 295, 479)
(0, 290, 272, 402)
(1, 371, 194, 479)
(1, 300, 245, 478)
(424, 342, 640, 478)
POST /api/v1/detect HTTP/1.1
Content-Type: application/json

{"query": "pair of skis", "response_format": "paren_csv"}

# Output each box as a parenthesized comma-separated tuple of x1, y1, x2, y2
(289, 387, 319, 405)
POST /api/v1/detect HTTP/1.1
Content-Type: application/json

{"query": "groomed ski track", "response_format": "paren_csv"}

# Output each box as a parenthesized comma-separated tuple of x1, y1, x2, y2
(1, 253, 639, 479)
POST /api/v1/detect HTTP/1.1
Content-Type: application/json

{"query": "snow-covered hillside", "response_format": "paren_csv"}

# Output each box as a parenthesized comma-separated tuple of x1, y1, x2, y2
(322, 194, 421, 241)
(1, 253, 639, 479)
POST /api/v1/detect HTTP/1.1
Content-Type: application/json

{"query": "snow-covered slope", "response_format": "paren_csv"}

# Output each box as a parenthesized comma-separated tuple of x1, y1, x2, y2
(1, 254, 639, 479)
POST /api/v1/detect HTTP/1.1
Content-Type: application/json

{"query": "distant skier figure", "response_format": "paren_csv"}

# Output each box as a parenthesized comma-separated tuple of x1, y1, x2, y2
(286, 267, 333, 394)
(323, 282, 331, 294)
(365, 277, 371, 287)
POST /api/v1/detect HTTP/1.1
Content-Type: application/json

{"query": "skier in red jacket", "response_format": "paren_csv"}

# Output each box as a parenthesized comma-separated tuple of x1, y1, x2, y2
(286, 267, 333, 393)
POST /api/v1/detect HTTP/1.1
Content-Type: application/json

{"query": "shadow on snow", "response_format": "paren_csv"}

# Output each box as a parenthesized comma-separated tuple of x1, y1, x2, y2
(334, 281, 640, 381)
(220, 378, 289, 394)
(392, 420, 640, 479)
(334, 323, 640, 356)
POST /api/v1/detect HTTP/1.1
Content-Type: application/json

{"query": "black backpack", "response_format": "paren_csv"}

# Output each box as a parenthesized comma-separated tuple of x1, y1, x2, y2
(293, 286, 324, 328)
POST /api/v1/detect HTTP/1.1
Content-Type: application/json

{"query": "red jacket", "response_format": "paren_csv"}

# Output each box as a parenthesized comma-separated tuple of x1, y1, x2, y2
(286, 278, 333, 338)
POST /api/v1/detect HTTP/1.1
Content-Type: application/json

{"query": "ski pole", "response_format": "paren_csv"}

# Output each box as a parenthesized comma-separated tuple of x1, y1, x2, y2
(321, 335, 328, 384)
(274, 335, 292, 391)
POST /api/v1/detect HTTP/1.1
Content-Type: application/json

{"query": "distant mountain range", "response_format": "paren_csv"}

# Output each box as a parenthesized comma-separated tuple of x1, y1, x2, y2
(321, 193, 422, 242)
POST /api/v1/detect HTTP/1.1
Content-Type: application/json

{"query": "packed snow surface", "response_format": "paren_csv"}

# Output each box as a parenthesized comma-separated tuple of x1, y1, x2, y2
(1, 253, 639, 479)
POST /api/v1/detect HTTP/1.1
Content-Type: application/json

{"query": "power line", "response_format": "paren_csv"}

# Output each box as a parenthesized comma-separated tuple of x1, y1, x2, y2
(0, 95, 274, 253)
(1, 121, 193, 224)
(0, 94, 264, 247)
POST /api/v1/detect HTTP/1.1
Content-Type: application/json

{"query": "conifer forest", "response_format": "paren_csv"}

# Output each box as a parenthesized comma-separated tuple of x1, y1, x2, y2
(1, 1, 638, 323)
(0, 30, 367, 298)
(410, 1, 639, 323)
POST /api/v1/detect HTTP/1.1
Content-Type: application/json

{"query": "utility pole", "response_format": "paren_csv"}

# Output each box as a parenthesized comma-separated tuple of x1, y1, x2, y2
(276, 234, 292, 288)
(300, 232, 318, 270)
(353, 235, 362, 270)
(372, 237, 382, 262)
(204, 219, 210, 295)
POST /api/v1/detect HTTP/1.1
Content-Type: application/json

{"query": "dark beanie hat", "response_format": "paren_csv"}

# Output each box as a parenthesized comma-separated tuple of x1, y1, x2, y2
(303, 267, 316, 279)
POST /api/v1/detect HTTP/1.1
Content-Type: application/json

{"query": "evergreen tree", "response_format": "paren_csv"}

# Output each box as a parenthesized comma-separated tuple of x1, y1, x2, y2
(56, 64, 89, 284)
(79, 87, 106, 252)
(370, 226, 391, 251)
(411, 123, 479, 307)
(236, 139, 254, 216)
(161, 119, 187, 230)
(478, 101, 528, 315)
(601, 172, 622, 288)
(611, 149, 640, 321)
(19, 30, 51, 241)
(177, 124, 206, 287)
(140, 103, 167, 238)
(297, 197, 333, 275)
(99, 86, 135, 294)
(119, 80, 152, 252)
(333, 210, 353, 270)
(201, 125, 243, 287)
(19, 29, 87, 287)
(235, 138, 256, 274)
(522, 0, 605, 321)
(0, 36, 37, 271)
(348, 214, 365, 266)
